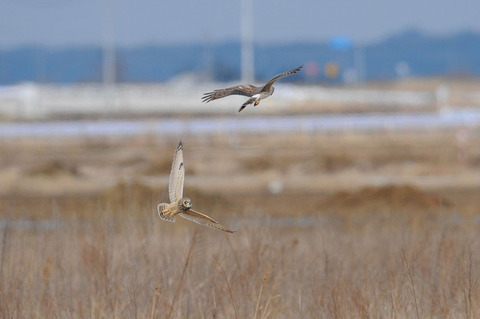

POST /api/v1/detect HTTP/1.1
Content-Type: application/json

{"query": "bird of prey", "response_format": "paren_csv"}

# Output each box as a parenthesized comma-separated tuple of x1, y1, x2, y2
(157, 141, 235, 233)
(202, 65, 303, 113)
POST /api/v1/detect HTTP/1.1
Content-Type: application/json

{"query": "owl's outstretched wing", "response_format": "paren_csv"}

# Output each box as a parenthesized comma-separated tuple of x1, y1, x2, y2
(168, 141, 185, 203)
(179, 209, 235, 233)
(261, 65, 303, 92)
(202, 84, 259, 103)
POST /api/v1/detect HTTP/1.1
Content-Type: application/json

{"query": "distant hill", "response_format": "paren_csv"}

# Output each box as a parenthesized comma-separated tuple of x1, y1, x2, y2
(366, 29, 480, 79)
(1, 29, 479, 85)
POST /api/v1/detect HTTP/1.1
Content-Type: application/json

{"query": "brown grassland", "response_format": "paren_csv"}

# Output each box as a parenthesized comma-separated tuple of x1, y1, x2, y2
(0, 127, 480, 318)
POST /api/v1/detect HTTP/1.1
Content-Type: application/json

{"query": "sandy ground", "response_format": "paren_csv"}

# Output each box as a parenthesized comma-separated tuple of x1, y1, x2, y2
(1, 127, 479, 221)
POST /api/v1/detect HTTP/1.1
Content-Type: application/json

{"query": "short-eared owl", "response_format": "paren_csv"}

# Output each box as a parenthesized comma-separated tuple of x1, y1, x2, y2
(202, 65, 303, 113)
(157, 141, 235, 233)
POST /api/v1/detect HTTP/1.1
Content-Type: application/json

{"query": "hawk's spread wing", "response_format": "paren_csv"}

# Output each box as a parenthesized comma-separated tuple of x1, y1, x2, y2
(202, 84, 259, 103)
(261, 65, 303, 92)
(179, 209, 235, 233)
(168, 141, 185, 203)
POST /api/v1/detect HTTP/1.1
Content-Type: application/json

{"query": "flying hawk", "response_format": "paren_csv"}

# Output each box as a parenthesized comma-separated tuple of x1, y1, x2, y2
(157, 141, 235, 233)
(202, 65, 303, 112)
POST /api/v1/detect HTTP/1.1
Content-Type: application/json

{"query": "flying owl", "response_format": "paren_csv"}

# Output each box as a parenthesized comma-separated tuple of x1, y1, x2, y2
(202, 65, 303, 112)
(157, 141, 235, 233)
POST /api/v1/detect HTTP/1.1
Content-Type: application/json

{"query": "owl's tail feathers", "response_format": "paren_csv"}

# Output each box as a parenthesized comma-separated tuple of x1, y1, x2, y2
(157, 203, 175, 222)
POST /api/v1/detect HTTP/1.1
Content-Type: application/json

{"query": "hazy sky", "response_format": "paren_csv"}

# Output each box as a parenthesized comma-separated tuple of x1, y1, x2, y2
(0, 0, 478, 48)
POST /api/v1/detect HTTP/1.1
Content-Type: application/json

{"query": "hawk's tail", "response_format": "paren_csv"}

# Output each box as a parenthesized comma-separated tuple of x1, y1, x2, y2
(238, 98, 255, 113)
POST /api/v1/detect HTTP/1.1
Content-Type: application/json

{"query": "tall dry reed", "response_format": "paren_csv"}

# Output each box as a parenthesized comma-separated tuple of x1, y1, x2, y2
(0, 198, 478, 319)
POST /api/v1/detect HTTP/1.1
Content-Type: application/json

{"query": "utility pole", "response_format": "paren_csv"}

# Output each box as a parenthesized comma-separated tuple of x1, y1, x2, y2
(354, 44, 366, 84)
(103, 0, 116, 109)
(241, 0, 254, 83)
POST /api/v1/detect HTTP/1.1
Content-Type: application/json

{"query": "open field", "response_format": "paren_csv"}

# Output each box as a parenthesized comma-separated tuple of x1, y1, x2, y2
(2, 77, 480, 120)
(1, 127, 480, 317)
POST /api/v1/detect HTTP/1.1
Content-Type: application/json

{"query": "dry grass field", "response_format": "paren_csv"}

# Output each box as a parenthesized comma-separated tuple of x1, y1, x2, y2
(0, 127, 480, 318)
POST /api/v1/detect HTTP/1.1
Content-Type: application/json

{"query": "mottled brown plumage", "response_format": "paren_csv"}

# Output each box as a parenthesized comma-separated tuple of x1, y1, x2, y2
(202, 65, 303, 112)
(157, 141, 235, 233)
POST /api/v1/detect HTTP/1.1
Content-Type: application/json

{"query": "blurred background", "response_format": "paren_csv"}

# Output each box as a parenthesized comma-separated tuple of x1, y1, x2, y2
(1, 1, 480, 317)
(1, 0, 480, 238)
(0, 0, 480, 118)
(1, 0, 480, 231)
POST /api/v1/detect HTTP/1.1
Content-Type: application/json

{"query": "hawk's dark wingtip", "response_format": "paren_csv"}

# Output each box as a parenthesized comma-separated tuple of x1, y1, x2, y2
(201, 92, 214, 103)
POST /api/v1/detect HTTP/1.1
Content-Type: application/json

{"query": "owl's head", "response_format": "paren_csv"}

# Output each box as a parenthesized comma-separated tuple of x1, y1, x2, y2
(179, 197, 192, 210)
